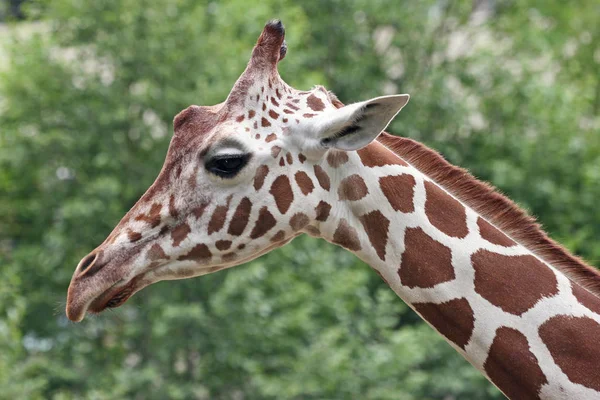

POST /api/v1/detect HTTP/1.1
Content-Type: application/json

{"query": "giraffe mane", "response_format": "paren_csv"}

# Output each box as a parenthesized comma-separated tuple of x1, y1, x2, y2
(376, 132, 600, 298)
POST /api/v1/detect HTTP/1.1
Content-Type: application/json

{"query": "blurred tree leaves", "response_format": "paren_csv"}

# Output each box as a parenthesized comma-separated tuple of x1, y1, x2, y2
(1, 0, 598, 398)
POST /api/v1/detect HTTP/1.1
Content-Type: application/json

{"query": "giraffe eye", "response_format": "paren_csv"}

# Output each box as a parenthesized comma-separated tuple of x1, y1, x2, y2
(205, 154, 250, 178)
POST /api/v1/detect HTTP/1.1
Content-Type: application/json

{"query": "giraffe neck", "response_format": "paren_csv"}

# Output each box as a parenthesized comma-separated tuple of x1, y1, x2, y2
(316, 141, 600, 400)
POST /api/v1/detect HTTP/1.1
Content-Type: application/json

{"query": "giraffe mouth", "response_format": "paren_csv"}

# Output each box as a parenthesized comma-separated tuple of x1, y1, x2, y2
(87, 275, 145, 314)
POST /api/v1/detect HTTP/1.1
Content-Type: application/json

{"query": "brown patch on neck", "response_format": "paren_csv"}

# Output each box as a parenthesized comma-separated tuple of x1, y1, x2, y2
(379, 174, 416, 213)
(413, 297, 474, 349)
(357, 141, 408, 168)
(477, 217, 515, 247)
(484, 327, 547, 399)
(472, 250, 558, 315)
(332, 219, 361, 251)
(326, 151, 349, 168)
(359, 210, 390, 261)
(304, 225, 321, 237)
(338, 174, 368, 201)
(313, 165, 330, 191)
(572, 283, 600, 315)
(270, 230, 286, 242)
(399, 227, 455, 288)
(290, 213, 310, 231)
(424, 181, 468, 238)
(294, 171, 314, 195)
(539, 315, 600, 391)
(315, 201, 331, 222)
(375, 132, 600, 299)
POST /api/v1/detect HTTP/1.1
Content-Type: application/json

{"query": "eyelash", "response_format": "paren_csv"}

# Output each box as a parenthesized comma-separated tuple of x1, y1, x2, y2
(205, 154, 251, 178)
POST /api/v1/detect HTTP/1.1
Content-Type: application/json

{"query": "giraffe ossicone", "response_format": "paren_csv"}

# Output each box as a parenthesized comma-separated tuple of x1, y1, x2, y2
(66, 20, 600, 399)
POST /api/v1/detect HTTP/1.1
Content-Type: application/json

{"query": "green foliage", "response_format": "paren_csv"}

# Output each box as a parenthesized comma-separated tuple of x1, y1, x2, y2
(1, 0, 598, 398)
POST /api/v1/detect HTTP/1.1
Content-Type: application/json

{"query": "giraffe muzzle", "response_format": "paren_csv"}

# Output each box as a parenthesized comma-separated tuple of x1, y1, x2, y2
(66, 247, 142, 321)
(66, 266, 145, 322)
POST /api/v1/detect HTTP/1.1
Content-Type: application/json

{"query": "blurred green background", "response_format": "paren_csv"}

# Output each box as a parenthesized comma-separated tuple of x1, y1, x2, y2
(1, 0, 599, 399)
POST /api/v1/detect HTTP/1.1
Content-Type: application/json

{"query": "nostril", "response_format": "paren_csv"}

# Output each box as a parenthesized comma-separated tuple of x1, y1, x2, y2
(79, 253, 97, 273)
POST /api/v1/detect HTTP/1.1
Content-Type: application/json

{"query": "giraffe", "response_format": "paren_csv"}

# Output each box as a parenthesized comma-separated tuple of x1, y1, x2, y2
(66, 21, 600, 399)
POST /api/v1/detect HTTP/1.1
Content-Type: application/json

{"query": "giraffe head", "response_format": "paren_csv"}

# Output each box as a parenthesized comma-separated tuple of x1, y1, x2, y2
(66, 20, 409, 321)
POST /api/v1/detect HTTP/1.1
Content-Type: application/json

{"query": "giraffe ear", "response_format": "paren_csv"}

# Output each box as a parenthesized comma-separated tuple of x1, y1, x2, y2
(308, 94, 410, 151)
